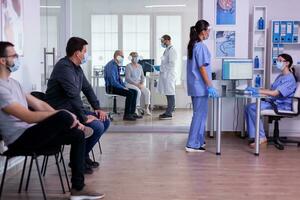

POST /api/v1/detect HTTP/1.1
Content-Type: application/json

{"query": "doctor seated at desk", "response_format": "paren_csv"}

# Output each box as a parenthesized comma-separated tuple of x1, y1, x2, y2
(245, 53, 297, 148)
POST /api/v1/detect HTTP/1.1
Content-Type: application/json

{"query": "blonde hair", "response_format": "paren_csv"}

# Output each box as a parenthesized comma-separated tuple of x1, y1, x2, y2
(129, 52, 138, 57)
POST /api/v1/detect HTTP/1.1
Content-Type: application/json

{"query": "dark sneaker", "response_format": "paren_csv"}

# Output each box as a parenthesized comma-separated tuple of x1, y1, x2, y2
(70, 188, 105, 200)
(85, 164, 93, 174)
(159, 113, 172, 120)
(123, 115, 136, 121)
(86, 158, 99, 168)
(201, 141, 206, 148)
(185, 146, 206, 152)
(132, 113, 143, 119)
(69, 162, 93, 174)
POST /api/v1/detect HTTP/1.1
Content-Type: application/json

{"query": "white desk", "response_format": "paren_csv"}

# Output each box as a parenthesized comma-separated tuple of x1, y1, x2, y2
(211, 91, 266, 156)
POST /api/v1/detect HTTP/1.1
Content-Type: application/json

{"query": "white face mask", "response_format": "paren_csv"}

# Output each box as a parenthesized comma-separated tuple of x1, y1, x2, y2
(275, 60, 285, 71)
(116, 55, 124, 66)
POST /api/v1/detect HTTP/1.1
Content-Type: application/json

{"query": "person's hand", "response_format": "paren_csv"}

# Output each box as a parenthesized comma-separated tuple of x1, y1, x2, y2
(245, 87, 259, 95)
(207, 86, 219, 98)
(124, 87, 129, 90)
(95, 109, 108, 121)
(138, 84, 144, 89)
(85, 115, 98, 124)
(76, 122, 85, 131)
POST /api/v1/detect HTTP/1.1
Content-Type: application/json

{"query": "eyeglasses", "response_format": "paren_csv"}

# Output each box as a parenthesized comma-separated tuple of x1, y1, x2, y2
(277, 59, 286, 62)
(5, 54, 19, 59)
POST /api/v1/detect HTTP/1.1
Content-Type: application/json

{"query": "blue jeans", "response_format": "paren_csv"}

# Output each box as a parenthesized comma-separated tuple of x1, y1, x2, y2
(186, 96, 208, 148)
(84, 111, 110, 158)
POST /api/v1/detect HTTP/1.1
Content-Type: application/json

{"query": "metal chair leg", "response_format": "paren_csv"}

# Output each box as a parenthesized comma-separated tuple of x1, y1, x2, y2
(34, 156, 47, 200)
(18, 156, 28, 193)
(41, 156, 47, 174)
(42, 156, 49, 177)
(60, 150, 70, 191)
(59, 145, 65, 163)
(98, 141, 102, 155)
(0, 157, 9, 197)
(55, 154, 65, 194)
(91, 149, 96, 162)
(25, 157, 34, 191)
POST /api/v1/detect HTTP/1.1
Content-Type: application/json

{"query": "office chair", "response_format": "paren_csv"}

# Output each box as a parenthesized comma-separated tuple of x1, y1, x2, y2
(261, 82, 300, 150)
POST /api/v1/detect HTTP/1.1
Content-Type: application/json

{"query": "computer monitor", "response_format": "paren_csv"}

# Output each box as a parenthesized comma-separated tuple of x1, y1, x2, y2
(222, 59, 253, 80)
(138, 59, 155, 76)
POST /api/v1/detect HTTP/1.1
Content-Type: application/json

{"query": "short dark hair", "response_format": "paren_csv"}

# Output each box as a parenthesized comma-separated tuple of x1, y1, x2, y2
(66, 37, 88, 57)
(0, 41, 14, 58)
(161, 35, 171, 41)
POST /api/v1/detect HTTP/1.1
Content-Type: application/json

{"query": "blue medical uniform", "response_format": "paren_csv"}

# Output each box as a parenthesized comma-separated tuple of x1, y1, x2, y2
(245, 73, 296, 139)
(186, 41, 212, 148)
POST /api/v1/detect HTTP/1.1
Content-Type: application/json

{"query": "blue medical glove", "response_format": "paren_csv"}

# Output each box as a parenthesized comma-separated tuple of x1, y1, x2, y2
(245, 87, 259, 94)
(207, 86, 219, 97)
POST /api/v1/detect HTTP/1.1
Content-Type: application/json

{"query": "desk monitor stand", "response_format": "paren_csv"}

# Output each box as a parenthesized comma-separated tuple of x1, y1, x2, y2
(232, 80, 238, 91)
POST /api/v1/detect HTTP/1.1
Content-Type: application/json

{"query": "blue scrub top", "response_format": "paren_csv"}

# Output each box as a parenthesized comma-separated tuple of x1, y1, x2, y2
(271, 73, 296, 110)
(186, 41, 212, 97)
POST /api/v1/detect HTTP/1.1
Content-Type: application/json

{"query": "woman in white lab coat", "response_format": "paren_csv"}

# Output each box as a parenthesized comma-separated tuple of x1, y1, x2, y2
(158, 34, 177, 120)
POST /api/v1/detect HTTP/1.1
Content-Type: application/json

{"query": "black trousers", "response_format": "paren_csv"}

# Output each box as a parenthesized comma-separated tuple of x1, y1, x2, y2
(107, 86, 137, 116)
(9, 110, 85, 190)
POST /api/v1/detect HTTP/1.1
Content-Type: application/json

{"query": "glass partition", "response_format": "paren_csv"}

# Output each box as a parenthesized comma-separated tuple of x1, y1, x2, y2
(71, 0, 198, 132)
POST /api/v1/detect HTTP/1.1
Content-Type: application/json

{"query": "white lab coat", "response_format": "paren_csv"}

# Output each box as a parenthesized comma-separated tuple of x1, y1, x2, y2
(158, 45, 177, 95)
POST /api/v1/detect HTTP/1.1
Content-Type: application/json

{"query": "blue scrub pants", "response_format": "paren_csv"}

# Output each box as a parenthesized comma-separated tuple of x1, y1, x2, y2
(244, 102, 272, 139)
(186, 96, 208, 148)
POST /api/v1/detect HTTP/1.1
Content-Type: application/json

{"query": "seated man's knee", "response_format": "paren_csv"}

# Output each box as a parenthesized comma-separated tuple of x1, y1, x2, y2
(55, 110, 74, 126)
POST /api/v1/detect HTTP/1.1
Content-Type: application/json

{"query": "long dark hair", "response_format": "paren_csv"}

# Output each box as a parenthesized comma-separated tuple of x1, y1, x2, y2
(187, 20, 209, 59)
(279, 53, 297, 81)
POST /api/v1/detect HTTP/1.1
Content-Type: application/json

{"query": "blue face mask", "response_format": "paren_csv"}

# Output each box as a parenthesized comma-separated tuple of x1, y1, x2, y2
(7, 58, 20, 73)
(275, 61, 285, 71)
(80, 52, 88, 65)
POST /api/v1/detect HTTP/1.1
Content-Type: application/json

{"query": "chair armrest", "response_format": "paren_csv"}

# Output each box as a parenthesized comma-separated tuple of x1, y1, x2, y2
(272, 97, 300, 117)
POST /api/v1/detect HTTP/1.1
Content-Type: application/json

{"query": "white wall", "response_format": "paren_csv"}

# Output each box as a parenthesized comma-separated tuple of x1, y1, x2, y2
(71, 0, 198, 108)
(11, 0, 41, 92)
(201, 0, 250, 131)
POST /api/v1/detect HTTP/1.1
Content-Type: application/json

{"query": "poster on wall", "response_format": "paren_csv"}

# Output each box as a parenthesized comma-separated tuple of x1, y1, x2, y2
(216, 0, 236, 25)
(215, 31, 235, 58)
(1, 0, 24, 55)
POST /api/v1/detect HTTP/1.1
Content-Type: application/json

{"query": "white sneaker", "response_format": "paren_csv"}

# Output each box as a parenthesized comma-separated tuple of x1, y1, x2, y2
(185, 146, 206, 152)
(70, 188, 105, 200)
(145, 108, 152, 116)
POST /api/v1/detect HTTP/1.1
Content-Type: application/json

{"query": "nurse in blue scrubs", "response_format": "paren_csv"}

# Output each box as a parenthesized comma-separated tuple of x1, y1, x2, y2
(245, 53, 297, 147)
(185, 20, 219, 152)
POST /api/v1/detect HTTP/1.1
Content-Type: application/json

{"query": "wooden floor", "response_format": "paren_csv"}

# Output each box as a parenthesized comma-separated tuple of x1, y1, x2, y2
(2, 133, 300, 200)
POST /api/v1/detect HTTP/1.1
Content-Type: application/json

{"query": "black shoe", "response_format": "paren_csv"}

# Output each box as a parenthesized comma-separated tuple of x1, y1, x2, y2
(86, 158, 99, 168)
(248, 138, 255, 145)
(159, 113, 172, 120)
(132, 113, 143, 119)
(123, 115, 136, 121)
(85, 164, 93, 174)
